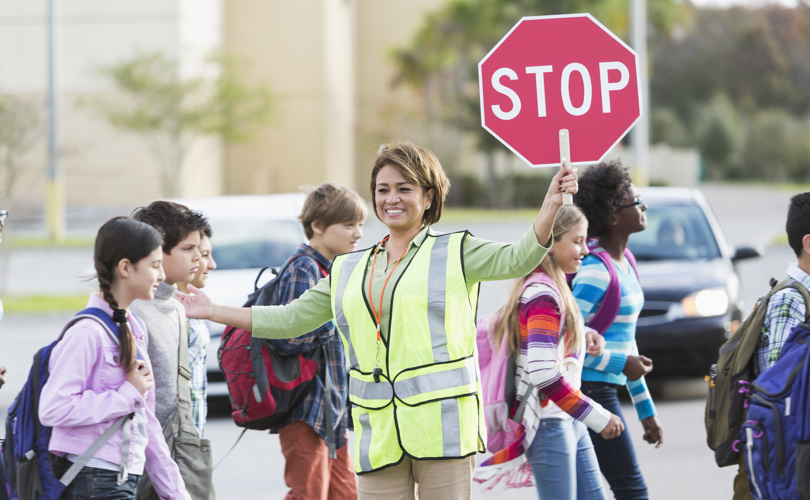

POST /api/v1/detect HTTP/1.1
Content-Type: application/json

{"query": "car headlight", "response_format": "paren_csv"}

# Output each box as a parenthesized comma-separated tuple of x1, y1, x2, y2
(681, 288, 729, 317)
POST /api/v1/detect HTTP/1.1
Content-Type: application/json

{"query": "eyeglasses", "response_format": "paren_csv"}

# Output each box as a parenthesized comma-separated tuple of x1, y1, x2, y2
(618, 197, 644, 210)
(0, 210, 7, 222)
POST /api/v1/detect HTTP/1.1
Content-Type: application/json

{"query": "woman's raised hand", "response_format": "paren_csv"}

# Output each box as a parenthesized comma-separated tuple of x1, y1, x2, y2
(173, 284, 214, 320)
(545, 161, 579, 207)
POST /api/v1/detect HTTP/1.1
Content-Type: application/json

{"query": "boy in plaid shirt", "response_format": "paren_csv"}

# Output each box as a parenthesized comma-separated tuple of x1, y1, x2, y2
(268, 184, 366, 500)
(734, 192, 810, 500)
(755, 192, 810, 375)
(177, 223, 217, 437)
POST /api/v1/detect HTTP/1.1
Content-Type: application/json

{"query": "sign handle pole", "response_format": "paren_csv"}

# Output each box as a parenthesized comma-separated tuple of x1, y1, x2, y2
(559, 129, 573, 206)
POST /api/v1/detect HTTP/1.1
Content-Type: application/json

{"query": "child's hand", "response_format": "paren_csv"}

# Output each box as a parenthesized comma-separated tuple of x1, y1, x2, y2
(641, 416, 664, 448)
(600, 413, 624, 439)
(584, 329, 605, 357)
(126, 361, 153, 396)
(174, 284, 214, 319)
(623, 355, 653, 381)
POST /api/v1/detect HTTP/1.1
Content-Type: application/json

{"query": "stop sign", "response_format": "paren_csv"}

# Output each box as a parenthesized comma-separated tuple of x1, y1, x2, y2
(479, 14, 641, 167)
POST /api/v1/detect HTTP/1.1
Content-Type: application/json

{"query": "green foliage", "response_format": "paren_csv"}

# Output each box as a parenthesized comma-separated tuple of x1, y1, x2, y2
(0, 95, 40, 205)
(650, 5, 810, 181)
(693, 94, 745, 178)
(446, 170, 553, 208)
(651, 107, 690, 147)
(741, 110, 810, 182)
(83, 52, 272, 197)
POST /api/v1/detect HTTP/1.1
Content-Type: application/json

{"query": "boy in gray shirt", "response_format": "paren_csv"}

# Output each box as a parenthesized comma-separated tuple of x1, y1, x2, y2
(131, 201, 208, 425)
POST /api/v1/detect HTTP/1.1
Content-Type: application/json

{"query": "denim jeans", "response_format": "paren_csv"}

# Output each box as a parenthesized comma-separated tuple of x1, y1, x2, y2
(0, 448, 9, 500)
(581, 381, 648, 500)
(61, 466, 140, 500)
(525, 417, 607, 500)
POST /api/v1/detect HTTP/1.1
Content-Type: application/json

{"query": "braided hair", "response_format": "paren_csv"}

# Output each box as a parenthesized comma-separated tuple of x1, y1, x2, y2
(94, 216, 163, 372)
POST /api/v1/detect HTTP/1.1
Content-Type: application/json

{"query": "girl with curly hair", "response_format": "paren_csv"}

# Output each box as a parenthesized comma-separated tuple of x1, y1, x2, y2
(571, 161, 663, 500)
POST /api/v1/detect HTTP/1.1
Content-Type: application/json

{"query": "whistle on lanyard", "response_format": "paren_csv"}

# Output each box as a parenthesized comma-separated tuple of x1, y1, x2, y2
(373, 367, 383, 383)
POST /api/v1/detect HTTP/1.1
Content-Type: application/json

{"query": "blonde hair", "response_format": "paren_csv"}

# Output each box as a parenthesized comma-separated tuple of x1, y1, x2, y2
(492, 205, 588, 357)
(370, 141, 451, 226)
(299, 183, 367, 239)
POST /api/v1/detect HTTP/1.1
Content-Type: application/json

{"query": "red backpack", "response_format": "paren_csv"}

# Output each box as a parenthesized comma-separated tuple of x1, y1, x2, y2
(218, 254, 329, 432)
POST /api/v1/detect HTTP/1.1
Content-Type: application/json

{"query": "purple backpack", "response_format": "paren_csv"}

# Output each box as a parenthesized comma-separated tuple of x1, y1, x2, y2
(573, 242, 639, 335)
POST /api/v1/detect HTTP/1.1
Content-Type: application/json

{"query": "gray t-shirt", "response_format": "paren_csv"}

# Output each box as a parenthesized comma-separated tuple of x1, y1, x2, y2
(131, 282, 184, 425)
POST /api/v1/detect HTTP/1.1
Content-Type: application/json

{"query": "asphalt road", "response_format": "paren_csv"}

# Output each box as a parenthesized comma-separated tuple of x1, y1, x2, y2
(0, 183, 800, 499)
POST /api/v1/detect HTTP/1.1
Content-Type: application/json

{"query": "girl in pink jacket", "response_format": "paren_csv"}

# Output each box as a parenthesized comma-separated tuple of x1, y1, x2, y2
(39, 217, 191, 500)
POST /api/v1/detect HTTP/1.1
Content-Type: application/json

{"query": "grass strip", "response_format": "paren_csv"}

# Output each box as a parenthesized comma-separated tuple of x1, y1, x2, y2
(4, 294, 89, 313)
(440, 207, 538, 222)
(6, 236, 95, 249)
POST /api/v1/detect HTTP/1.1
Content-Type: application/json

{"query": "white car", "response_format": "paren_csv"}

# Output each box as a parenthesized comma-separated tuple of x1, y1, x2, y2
(175, 194, 308, 399)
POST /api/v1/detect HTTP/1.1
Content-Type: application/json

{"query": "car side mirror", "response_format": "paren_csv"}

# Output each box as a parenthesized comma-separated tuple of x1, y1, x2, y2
(732, 246, 763, 262)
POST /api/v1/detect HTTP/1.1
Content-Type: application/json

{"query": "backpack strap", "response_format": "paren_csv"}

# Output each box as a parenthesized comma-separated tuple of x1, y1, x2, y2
(174, 309, 199, 438)
(585, 246, 622, 335)
(784, 280, 810, 323)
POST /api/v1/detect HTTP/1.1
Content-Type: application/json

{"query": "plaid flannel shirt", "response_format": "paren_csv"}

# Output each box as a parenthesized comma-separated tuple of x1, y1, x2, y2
(755, 263, 810, 376)
(266, 244, 349, 449)
(188, 317, 210, 437)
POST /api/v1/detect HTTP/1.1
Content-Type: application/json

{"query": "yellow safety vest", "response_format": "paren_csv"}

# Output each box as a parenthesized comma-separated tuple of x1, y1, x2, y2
(331, 230, 486, 474)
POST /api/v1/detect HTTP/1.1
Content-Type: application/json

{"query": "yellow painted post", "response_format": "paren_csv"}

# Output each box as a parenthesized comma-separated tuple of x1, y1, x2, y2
(46, 179, 66, 241)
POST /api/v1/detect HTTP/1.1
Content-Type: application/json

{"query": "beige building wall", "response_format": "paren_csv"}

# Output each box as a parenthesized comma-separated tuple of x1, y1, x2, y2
(224, 0, 446, 197)
(224, 0, 356, 195)
(353, 0, 446, 193)
(0, 1, 224, 211)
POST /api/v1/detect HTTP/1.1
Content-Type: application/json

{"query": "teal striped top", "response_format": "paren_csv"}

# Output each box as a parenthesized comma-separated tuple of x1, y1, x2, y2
(571, 253, 657, 421)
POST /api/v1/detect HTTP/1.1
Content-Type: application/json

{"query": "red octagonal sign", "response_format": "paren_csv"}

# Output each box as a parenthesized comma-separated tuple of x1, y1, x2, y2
(479, 14, 641, 167)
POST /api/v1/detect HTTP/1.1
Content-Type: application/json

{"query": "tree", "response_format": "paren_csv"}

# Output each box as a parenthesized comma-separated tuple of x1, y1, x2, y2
(0, 94, 40, 206)
(392, 0, 686, 205)
(84, 52, 272, 197)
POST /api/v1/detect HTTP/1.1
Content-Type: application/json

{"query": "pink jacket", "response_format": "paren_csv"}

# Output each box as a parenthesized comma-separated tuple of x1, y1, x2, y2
(39, 294, 191, 500)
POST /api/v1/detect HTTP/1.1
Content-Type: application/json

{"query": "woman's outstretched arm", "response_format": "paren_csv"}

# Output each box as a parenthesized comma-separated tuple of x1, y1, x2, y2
(175, 276, 334, 339)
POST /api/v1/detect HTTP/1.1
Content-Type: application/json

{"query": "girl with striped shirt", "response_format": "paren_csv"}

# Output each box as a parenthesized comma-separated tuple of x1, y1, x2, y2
(491, 206, 624, 499)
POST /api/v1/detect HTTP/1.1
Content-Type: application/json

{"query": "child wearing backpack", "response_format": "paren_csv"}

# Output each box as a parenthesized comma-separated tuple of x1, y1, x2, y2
(38, 216, 191, 500)
(130, 201, 213, 500)
(265, 183, 365, 500)
(176, 223, 217, 438)
(572, 161, 662, 500)
(730, 192, 810, 499)
(478, 205, 624, 499)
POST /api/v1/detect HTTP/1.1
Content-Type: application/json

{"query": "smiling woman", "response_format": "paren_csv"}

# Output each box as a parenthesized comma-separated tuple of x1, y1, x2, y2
(174, 140, 578, 500)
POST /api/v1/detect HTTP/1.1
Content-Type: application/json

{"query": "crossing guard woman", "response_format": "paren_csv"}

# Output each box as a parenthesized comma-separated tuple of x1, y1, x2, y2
(175, 141, 578, 499)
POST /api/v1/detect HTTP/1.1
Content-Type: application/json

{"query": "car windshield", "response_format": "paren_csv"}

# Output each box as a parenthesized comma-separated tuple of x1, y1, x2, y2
(209, 219, 304, 270)
(628, 203, 720, 261)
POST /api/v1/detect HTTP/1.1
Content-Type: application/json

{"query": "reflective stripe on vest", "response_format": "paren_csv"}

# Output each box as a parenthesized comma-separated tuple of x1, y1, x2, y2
(331, 231, 485, 473)
(334, 250, 365, 369)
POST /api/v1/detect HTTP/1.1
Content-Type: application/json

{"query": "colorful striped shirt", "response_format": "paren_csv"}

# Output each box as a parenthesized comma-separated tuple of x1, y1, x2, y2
(572, 253, 657, 421)
(514, 281, 610, 433)
(755, 263, 810, 376)
(188, 318, 210, 438)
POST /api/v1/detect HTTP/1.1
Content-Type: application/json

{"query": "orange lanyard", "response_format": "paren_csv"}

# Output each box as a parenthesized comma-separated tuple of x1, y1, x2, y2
(368, 236, 409, 341)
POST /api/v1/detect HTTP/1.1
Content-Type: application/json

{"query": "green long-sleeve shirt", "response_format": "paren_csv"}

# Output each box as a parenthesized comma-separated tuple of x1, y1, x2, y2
(251, 224, 551, 341)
